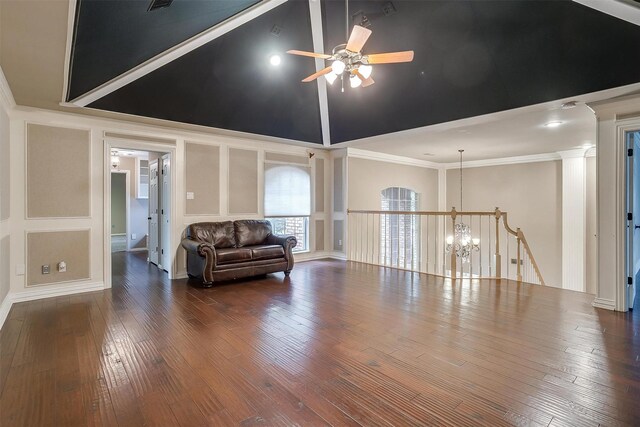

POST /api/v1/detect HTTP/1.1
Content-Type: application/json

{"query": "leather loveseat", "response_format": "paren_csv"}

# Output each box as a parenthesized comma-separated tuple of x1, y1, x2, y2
(181, 220, 297, 287)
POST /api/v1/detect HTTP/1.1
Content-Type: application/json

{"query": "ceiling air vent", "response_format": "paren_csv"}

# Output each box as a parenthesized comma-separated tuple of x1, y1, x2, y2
(148, 0, 173, 12)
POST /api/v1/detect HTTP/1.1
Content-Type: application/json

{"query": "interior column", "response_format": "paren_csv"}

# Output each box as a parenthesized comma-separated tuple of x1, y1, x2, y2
(558, 149, 588, 292)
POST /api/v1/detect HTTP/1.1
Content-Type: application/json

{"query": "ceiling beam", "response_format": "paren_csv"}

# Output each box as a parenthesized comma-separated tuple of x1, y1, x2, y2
(308, 0, 331, 146)
(64, 0, 288, 107)
(572, 0, 640, 26)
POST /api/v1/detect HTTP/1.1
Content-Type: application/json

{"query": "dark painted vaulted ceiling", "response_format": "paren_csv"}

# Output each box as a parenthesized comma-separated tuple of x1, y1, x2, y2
(69, 0, 640, 145)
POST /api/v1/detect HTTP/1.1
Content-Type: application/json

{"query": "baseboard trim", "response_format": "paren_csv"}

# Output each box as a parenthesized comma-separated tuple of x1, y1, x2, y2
(295, 251, 347, 262)
(11, 281, 105, 304)
(0, 294, 13, 331)
(592, 297, 616, 311)
(174, 272, 188, 280)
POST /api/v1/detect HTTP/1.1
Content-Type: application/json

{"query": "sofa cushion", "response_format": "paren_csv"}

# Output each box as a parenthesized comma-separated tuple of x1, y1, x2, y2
(188, 221, 236, 248)
(215, 248, 252, 265)
(234, 220, 272, 247)
(249, 245, 285, 261)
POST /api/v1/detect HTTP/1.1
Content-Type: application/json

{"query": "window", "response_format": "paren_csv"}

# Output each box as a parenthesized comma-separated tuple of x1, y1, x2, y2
(264, 164, 310, 252)
(380, 187, 420, 268)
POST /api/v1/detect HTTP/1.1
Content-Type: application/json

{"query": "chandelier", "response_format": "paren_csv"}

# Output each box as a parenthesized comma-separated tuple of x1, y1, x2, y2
(446, 150, 479, 262)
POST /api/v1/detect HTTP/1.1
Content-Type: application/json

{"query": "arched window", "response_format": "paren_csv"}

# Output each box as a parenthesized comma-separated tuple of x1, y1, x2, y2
(380, 187, 420, 268)
(264, 164, 310, 252)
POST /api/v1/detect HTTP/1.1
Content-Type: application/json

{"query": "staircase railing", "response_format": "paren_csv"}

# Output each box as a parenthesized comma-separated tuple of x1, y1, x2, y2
(346, 208, 545, 285)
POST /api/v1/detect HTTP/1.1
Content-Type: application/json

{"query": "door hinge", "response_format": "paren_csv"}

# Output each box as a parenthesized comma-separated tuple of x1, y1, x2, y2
(629, 148, 634, 157)
(629, 276, 633, 285)
(629, 212, 633, 221)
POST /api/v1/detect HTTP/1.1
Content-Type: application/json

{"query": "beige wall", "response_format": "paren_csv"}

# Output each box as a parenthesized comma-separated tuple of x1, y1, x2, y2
(26, 230, 91, 286)
(447, 161, 563, 287)
(228, 148, 258, 215)
(0, 235, 9, 306)
(26, 124, 91, 218)
(185, 142, 220, 215)
(1, 105, 8, 221)
(110, 172, 126, 234)
(348, 158, 439, 211)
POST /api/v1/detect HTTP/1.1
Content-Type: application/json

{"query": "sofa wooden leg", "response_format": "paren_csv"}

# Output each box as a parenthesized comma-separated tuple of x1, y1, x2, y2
(284, 271, 291, 277)
(201, 281, 214, 288)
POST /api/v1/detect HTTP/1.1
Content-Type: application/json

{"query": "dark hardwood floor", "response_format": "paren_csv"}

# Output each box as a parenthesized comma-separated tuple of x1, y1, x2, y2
(1, 252, 640, 426)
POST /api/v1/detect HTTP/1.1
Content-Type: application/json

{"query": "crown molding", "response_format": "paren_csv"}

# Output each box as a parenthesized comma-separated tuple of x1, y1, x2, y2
(346, 148, 441, 169)
(0, 65, 16, 111)
(442, 152, 562, 169)
(572, 0, 640, 27)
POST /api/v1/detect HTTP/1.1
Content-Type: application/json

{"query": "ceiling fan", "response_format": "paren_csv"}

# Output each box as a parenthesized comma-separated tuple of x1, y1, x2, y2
(287, 1, 414, 90)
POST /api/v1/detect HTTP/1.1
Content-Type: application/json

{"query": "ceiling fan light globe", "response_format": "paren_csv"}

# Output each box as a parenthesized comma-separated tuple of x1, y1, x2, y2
(325, 71, 338, 85)
(359, 64, 373, 79)
(331, 60, 346, 75)
(350, 74, 362, 88)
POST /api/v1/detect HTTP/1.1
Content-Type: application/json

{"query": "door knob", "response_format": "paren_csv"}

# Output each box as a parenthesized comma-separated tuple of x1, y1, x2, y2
(148, 217, 152, 220)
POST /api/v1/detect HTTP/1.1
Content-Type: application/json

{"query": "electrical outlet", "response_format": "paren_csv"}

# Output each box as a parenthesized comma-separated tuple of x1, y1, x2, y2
(16, 264, 25, 276)
(42, 265, 50, 274)
(57, 261, 67, 272)
(186, 192, 195, 200)
(338, 239, 343, 246)
(510, 258, 523, 265)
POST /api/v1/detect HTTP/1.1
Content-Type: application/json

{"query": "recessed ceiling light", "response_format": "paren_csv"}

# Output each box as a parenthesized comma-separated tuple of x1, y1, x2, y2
(582, 143, 593, 149)
(544, 121, 564, 128)
(561, 101, 578, 110)
(269, 55, 281, 66)
(423, 152, 434, 156)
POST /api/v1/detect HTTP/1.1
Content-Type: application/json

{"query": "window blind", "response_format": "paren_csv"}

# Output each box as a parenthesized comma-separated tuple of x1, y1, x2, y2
(264, 164, 311, 216)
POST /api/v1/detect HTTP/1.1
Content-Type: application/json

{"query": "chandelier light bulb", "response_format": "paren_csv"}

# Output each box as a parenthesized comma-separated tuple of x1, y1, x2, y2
(446, 235, 454, 245)
(472, 238, 480, 246)
(325, 71, 338, 85)
(331, 60, 346, 75)
(359, 64, 373, 79)
(350, 74, 362, 88)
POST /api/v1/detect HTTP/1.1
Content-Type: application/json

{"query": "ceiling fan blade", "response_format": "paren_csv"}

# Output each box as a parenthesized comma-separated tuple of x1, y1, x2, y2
(353, 70, 374, 88)
(366, 51, 414, 64)
(346, 25, 372, 53)
(287, 50, 332, 59)
(302, 66, 332, 82)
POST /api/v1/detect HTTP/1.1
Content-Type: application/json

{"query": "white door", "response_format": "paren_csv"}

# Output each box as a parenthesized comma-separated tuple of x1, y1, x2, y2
(161, 154, 171, 272)
(148, 160, 159, 266)
(627, 131, 638, 309)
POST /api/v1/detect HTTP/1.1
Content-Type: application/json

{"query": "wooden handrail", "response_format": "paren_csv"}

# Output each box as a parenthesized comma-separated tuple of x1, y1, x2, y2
(347, 209, 505, 216)
(347, 207, 546, 286)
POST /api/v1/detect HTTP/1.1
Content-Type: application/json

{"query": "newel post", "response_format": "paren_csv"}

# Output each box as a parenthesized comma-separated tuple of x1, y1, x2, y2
(494, 207, 502, 278)
(450, 207, 457, 280)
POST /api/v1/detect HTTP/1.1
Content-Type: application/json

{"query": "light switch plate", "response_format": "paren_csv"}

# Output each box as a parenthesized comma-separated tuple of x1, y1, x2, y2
(15, 264, 25, 276)
(131, 233, 137, 240)
(186, 192, 195, 200)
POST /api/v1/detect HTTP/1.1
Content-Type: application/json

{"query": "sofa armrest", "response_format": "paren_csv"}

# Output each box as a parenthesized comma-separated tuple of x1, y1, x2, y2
(181, 238, 216, 284)
(266, 234, 297, 273)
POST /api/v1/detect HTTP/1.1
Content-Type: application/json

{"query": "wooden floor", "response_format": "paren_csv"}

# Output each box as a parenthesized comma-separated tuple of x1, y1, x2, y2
(1, 253, 640, 426)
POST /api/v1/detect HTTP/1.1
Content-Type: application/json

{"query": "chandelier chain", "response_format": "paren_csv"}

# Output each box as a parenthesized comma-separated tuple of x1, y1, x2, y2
(459, 149, 464, 211)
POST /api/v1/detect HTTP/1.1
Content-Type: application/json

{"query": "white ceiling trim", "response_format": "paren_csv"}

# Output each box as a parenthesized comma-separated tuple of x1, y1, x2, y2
(64, 0, 288, 107)
(308, 0, 331, 147)
(61, 0, 78, 106)
(346, 148, 441, 169)
(572, 0, 640, 26)
(0, 65, 16, 110)
(442, 152, 562, 170)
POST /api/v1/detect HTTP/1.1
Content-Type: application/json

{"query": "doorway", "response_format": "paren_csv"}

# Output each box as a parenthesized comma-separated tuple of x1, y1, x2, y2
(626, 130, 640, 310)
(106, 146, 172, 287)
